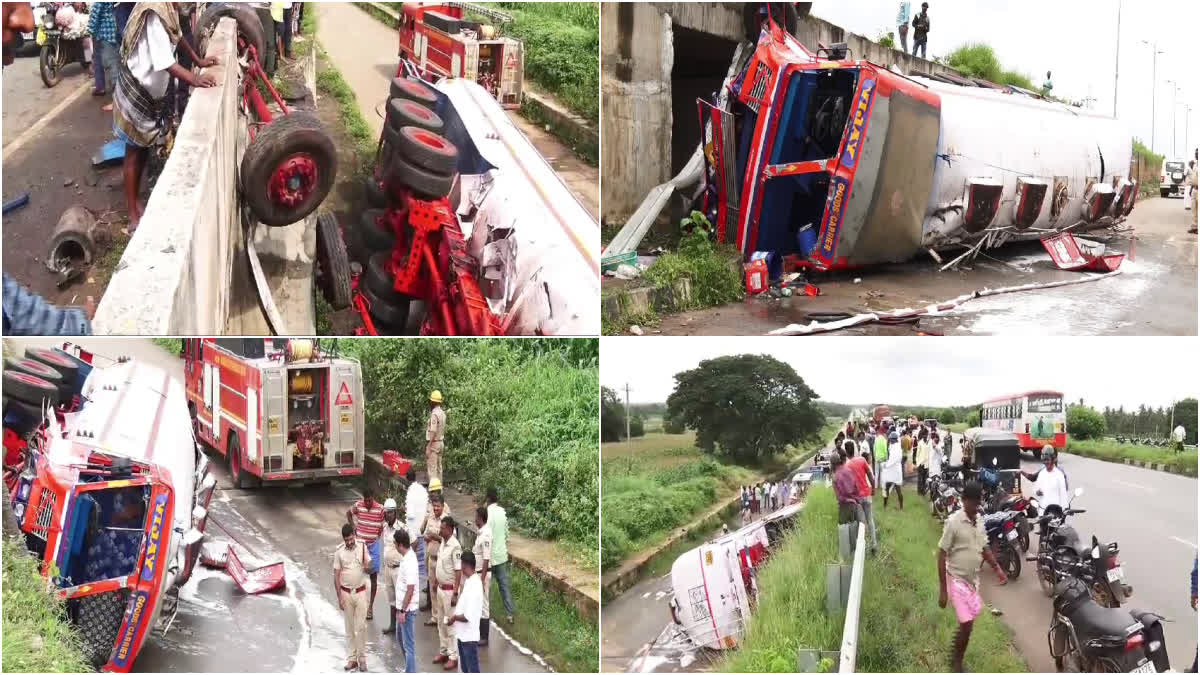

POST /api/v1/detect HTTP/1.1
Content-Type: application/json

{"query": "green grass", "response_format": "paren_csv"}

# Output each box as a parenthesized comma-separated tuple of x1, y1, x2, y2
(601, 433, 755, 570)
(946, 422, 969, 433)
(151, 338, 182, 356)
(493, 564, 597, 673)
(1068, 438, 1197, 476)
(2, 537, 93, 673)
(312, 3, 375, 181)
(722, 486, 1028, 672)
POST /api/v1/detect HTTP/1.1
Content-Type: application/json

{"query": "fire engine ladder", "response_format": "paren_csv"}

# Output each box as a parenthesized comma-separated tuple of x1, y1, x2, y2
(602, 40, 753, 259)
(447, 1, 512, 24)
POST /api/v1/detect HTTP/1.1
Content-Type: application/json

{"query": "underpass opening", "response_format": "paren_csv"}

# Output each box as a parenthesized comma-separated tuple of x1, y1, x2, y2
(670, 25, 738, 178)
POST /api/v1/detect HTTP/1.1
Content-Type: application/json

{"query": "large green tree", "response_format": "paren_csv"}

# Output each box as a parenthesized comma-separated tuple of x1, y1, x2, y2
(666, 354, 824, 461)
(601, 385, 626, 442)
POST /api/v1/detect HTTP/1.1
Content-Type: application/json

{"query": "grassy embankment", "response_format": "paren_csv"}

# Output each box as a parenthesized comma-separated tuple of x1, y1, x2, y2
(2, 537, 93, 673)
(1068, 438, 1197, 476)
(496, 565, 597, 673)
(721, 485, 1027, 673)
(601, 424, 837, 571)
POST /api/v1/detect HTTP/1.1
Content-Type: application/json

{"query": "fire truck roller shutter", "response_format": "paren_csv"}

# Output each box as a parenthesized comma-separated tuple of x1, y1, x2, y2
(262, 369, 287, 472)
(246, 388, 258, 463)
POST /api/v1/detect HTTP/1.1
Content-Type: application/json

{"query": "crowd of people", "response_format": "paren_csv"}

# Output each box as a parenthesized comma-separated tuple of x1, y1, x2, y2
(739, 479, 793, 521)
(337, 473, 514, 673)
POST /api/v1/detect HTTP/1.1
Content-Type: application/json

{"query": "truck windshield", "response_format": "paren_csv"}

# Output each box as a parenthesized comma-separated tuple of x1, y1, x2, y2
(756, 68, 858, 255)
(60, 485, 149, 586)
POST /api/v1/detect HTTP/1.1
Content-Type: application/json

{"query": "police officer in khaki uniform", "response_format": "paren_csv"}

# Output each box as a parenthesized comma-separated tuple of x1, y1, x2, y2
(380, 498, 405, 636)
(422, 491, 451, 627)
(334, 523, 370, 671)
(426, 391, 446, 482)
(431, 515, 463, 670)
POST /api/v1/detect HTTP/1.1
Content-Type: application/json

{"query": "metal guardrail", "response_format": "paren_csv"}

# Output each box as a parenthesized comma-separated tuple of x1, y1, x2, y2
(838, 523, 866, 673)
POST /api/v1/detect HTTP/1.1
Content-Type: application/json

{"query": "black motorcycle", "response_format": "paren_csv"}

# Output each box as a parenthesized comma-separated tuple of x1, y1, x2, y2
(983, 509, 1022, 579)
(995, 492, 1036, 552)
(37, 3, 90, 88)
(1048, 577, 1169, 673)
(1029, 489, 1134, 607)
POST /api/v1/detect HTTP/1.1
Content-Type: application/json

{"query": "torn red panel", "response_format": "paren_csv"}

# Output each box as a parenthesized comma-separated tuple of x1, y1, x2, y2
(199, 542, 228, 569)
(1040, 233, 1124, 272)
(225, 545, 286, 594)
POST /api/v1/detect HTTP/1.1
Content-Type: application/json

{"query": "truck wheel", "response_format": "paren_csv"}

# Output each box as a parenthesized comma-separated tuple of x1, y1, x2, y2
(5, 358, 66, 398)
(365, 251, 417, 302)
(3, 371, 59, 409)
(390, 77, 438, 107)
(39, 42, 62, 88)
(396, 126, 459, 175)
(228, 433, 258, 489)
(25, 347, 79, 384)
(362, 283, 410, 334)
(387, 99, 444, 134)
(5, 399, 46, 428)
(386, 154, 454, 201)
(364, 176, 387, 208)
(359, 209, 397, 252)
(743, 2, 798, 41)
(197, 2, 267, 66)
(241, 112, 338, 226)
(315, 212, 352, 310)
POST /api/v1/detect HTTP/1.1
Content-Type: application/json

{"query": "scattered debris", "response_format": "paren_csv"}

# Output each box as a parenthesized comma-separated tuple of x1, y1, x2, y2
(3, 192, 30, 215)
(1041, 232, 1124, 272)
(613, 263, 642, 280)
(226, 544, 287, 594)
(62, 177, 74, 187)
(45, 206, 101, 286)
(629, 325, 643, 336)
(853, 277, 862, 284)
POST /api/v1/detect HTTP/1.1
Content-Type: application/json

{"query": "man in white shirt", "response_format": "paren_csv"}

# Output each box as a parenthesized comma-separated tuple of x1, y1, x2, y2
(472, 507, 493, 646)
(403, 469, 429, 610)
(1021, 446, 1069, 538)
(447, 551, 484, 673)
(1173, 424, 1186, 452)
(112, 3, 217, 229)
(392, 529, 419, 673)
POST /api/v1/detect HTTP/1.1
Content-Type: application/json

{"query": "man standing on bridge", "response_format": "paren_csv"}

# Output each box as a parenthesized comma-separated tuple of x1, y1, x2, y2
(938, 481, 1007, 672)
(432, 516, 463, 670)
(487, 486, 516, 624)
(426, 391, 446, 483)
(910, 2, 930, 58)
(403, 468, 429, 611)
(422, 490, 451, 627)
(334, 523, 370, 672)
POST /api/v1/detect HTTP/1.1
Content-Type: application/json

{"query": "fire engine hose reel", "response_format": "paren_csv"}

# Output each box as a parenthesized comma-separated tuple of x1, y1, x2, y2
(286, 339, 315, 363)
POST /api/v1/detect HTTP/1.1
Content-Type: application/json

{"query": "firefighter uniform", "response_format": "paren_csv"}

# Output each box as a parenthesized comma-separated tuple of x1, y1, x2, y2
(333, 540, 370, 667)
(434, 532, 463, 663)
(423, 504, 451, 625)
(426, 392, 446, 482)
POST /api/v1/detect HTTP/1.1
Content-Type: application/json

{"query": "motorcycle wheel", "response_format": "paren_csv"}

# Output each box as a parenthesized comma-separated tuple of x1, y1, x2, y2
(1017, 528, 1030, 554)
(39, 42, 61, 88)
(1037, 556, 1056, 597)
(1001, 544, 1021, 579)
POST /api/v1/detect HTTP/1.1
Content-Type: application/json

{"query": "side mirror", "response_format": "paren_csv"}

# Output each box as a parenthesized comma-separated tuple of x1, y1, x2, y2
(992, 457, 998, 466)
(1073, 487, 1084, 498)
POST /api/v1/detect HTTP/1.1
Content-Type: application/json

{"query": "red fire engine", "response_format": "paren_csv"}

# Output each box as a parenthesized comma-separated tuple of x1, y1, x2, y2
(182, 339, 365, 487)
(396, 1, 524, 108)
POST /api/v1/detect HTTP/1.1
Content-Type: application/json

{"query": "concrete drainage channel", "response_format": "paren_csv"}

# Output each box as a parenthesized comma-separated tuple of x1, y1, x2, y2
(93, 19, 322, 335)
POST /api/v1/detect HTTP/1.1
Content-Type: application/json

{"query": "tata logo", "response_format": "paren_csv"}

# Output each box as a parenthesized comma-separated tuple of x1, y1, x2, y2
(140, 493, 169, 582)
(840, 79, 876, 169)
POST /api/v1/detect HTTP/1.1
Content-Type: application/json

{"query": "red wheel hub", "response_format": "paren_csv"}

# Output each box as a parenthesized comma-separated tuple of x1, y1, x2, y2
(410, 129, 447, 150)
(268, 153, 319, 208)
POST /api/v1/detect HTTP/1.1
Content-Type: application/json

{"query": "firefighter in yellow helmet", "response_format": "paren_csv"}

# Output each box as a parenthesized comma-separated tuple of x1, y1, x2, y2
(426, 391, 446, 483)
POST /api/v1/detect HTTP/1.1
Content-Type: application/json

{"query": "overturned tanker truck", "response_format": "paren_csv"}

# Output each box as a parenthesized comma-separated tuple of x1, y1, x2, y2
(609, 17, 1137, 272)
(4, 345, 215, 671)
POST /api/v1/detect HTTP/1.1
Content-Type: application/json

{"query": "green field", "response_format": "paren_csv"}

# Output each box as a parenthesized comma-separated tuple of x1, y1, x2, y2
(722, 486, 1027, 673)
(1068, 438, 1197, 476)
(601, 432, 755, 571)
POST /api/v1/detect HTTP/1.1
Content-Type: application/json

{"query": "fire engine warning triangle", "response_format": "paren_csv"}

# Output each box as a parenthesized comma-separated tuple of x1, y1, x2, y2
(335, 383, 353, 406)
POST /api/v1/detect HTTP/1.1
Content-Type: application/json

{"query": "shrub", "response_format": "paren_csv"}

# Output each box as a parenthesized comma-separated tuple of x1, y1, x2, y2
(629, 415, 645, 438)
(1067, 405, 1106, 440)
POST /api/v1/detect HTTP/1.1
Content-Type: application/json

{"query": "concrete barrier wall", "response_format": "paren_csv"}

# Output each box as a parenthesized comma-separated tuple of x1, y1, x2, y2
(94, 20, 238, 335)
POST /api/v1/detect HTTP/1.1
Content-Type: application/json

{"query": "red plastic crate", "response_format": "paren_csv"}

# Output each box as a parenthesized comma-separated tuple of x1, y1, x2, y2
(382, 450, 412, 476)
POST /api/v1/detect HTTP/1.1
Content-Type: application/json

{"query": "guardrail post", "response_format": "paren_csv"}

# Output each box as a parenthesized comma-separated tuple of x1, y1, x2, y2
(838, 524, 867, 673)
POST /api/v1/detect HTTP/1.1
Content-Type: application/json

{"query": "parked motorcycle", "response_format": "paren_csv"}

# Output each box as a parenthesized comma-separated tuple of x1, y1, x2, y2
(931, 482, 961, 520)
(995, 492, 1036, 552)
(38, 3, 90, 88)
(1028, 488, 1134, 607)
(983, 510, 1022, 579)
(1048, 577, 1169, 673)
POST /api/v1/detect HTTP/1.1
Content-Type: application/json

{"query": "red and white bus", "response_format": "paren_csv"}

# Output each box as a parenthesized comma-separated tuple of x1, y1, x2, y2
(980, 391, 1067, 456)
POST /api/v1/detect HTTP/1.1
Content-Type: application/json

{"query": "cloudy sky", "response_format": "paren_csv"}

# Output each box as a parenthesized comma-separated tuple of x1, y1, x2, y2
(601, 337, 1197, 410)
(811, 0, 1198, 159)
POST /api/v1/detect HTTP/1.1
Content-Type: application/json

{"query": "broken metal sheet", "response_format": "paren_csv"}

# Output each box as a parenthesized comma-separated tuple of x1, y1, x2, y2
(1040, 232, 1125, 272)
(225, 544, 286, 594)
(244, 222, 289, 335)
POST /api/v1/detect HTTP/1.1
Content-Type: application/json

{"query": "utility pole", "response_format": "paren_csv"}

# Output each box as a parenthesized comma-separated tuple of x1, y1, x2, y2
(1113, 0, 1120, 118)
(1165, 80, 1181, 158)
(1141, 40, 1164, 152)
(624, 382, 631, 446)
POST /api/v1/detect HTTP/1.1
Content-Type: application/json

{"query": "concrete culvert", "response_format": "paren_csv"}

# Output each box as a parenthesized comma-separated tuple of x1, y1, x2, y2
(45, 205, 98, 273)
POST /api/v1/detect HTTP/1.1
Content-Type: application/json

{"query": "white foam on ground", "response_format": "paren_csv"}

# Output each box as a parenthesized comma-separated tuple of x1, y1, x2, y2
(489, 621, 555, 672)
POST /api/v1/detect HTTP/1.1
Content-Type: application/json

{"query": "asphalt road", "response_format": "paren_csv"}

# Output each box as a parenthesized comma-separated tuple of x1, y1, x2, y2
(313, 2, 600, 219)
(653, 195, 1197, 336)
(5, 338, 550, 673)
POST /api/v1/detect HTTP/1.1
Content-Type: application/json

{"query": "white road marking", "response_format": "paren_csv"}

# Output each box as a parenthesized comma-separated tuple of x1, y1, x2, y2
(3, 80, 92, 155)
(1170, 536, 1197, 549)
(1113, 479, 1152, 491)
